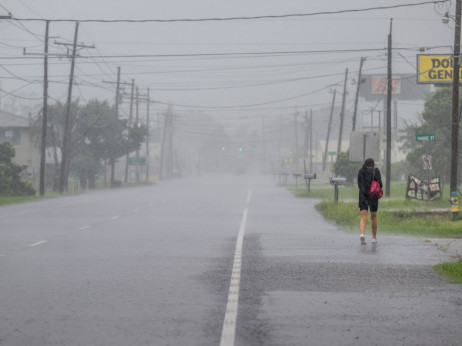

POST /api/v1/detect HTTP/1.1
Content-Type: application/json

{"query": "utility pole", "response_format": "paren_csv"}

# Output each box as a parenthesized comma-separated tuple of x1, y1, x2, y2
(451, 0, 461, 193)
(146, 88, 150, 182)
(56, 23, 94, 193)
(124, 79, 135, 183)
(323, 90, 336, 171)
(112, 66, 121, 186)
(135, 87, 140, 183)
(39, 20, 49, 197)
(278, 113, 283, 164)
(261, 114, 267, 173)
(304, 111, 309, 169)
(103, 67, 129, 186)
(337, 68, 348, 155)
(59, 22, 79, 193)
(386, 19, 393, 198)
(160, 104, 171, 180)
(352, 57, 365, 132)
(309, 109, 313, 172)
(294, 110, 299, 172)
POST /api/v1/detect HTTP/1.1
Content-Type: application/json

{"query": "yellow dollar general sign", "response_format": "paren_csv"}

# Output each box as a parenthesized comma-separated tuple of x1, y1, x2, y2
(417, 55, 462, 84)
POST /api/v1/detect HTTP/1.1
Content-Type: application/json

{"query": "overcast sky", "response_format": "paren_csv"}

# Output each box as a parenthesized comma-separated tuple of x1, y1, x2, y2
(0, 0, 455, 131)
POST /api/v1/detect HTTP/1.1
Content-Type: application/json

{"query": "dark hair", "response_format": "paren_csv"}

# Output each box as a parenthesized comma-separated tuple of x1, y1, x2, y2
(362, 158, 375, 169)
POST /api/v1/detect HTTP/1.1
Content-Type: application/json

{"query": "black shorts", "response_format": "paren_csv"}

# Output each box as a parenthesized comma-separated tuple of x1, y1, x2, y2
(359, 192, 378, 212)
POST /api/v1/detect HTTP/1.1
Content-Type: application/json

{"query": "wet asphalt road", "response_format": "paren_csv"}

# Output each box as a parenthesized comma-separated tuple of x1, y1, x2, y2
(0, 174, 461, 346)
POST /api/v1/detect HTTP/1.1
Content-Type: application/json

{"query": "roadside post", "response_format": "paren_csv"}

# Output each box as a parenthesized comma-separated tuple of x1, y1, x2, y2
(416, 134, 434, 201)
(422, 154, 432, 201)
(449, 191, 460, 221)
(293, 172, 301, 189)
(330, 177, 346, 203)
(303, 159, 316, 193)
(304, 173, 317, 193)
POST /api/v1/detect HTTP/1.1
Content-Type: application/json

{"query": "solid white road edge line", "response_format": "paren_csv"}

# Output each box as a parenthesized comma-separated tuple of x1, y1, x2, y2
(220, 189, 251, 346)
(28, 240, 48, 247)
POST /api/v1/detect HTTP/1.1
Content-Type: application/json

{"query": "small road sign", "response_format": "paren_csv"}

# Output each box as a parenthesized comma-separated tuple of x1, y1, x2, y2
(328, 151, 337, 156)
(423, 155, 432, 170)
(416, 134, 435, 141)
(127, 157, 146, 166)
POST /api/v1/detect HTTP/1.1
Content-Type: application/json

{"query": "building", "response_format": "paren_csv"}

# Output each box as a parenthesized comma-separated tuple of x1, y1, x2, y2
(0, 109, 40, 184)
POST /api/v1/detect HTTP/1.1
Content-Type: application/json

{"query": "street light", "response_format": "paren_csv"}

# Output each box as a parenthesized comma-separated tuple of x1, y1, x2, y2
(443, 12, 451, 24)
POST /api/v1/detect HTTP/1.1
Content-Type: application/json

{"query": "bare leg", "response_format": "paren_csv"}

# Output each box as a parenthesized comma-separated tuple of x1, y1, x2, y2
(360, 210, 368, 235)
(371, 212, 377, 239)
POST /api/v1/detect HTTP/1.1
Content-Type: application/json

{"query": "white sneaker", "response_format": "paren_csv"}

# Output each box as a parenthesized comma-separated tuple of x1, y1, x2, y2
(360, 234, 366, 245)
(371, 238, 377, 244)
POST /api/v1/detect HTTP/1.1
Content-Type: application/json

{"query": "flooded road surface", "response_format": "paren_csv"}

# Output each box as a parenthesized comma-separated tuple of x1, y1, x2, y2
(0, 175, 461, 346)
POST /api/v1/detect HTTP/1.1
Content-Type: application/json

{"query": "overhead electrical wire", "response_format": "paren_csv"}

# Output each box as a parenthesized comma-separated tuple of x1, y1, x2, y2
(8, 1, 448, 23)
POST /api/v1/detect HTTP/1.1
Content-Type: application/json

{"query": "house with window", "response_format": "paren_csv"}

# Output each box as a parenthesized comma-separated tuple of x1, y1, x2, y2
(0, 109, 41, 183)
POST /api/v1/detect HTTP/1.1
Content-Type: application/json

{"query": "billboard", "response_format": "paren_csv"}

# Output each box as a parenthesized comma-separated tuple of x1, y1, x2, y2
(371, 75, 401, 94)
(417, 54, 462, 84)
(359, 74, 431, 101)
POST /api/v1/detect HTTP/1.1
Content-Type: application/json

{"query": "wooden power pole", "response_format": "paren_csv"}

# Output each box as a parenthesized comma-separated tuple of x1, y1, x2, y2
(39, 20, 49, 196)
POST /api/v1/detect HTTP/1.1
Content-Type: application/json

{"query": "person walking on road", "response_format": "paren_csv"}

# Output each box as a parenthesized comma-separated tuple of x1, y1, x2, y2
(357, 158, 382, 244)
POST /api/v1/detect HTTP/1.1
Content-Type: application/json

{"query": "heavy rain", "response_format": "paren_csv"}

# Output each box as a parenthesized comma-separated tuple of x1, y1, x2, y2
(0, 1, 461, 345)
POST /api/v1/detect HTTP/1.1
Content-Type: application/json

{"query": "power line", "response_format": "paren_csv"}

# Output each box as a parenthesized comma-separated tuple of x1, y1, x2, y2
(8, 1, 449, 23)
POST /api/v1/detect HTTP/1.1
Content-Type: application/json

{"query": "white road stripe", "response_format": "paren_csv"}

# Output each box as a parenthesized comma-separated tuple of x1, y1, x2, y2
(110, 216, 119, 220)
(28, 240, 48, 247)
(246, 189, 252, 205)
(79, 225, 90, 230)
(220, 189, 251, 346)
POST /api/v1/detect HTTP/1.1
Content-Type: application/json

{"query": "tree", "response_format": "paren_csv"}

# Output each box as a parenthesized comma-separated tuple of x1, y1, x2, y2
(401, 87, 462, 183)
(334, 150, 358, 185)
(34, 99, 147, 190)
(0, 142, 36, 196)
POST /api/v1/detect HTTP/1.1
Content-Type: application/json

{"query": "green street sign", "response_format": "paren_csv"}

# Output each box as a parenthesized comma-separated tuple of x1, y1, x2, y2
(328, 151, 337, 156)
(416, 134, 435, 141)
(127, 157, 146, 166)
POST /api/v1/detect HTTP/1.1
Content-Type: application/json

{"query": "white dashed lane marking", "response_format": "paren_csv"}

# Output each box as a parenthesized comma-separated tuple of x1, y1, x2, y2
(28, 240, 48, 247)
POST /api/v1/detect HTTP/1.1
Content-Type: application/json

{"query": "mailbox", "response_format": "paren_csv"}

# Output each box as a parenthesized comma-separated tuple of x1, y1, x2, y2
(304, 173, 317, 193)
(329, 177, 347, 202)
(329, 177, 347, 185)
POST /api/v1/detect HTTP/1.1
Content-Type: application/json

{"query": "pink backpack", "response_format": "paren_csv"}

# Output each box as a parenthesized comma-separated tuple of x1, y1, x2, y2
(370, 168, 383, 199)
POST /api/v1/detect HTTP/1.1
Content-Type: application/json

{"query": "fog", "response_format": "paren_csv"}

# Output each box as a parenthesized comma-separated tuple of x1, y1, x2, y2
(0, 1, 454, 178)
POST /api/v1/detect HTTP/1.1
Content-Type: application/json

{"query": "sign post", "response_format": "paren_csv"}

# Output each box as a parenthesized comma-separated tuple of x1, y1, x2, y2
(423, 154, 432, 200)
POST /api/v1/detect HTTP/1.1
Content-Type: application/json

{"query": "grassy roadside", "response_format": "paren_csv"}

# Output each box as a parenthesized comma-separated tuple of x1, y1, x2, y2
(0, 194, 58, 206)
(0, 181, 155, 207)
(288, 180, 462, 283)
(434, 261, 462, 284)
